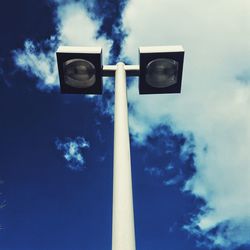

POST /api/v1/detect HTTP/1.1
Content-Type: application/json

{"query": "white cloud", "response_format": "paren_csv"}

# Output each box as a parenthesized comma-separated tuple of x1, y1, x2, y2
(124, 0, 250, 248)
(13, 39, 58, 90)
(55, 136, 90, 171)
(13, 1, 111, 90)
(55, 2, 110, 49)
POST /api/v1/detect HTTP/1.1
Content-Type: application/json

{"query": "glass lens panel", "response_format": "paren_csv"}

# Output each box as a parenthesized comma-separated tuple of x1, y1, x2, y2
(63, 59, 96, 88)
(146, 58, 178, 88)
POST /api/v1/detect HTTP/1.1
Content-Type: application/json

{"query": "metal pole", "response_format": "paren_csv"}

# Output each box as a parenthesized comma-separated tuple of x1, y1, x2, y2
(112, 62, 136, 250)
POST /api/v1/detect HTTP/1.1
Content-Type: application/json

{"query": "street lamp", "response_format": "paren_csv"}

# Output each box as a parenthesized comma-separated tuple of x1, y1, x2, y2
(56, 46, 103, 94)
(56, 45, 185, 250)
(139, 46, 184, 94)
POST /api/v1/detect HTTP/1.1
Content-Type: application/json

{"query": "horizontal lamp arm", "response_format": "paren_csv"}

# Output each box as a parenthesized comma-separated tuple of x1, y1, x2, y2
(102, 65, 139, 77)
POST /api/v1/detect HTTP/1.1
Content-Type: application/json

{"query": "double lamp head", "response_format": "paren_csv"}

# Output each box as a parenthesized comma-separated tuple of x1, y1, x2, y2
(56, 45, 184, 95)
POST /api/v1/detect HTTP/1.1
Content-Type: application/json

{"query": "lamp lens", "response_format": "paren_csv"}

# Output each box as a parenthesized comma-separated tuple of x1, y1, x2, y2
(146, 58, 178, 88)
(63, 59, 96, 88)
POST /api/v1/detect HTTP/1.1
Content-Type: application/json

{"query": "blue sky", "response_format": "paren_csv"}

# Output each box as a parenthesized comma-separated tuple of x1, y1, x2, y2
(0, 0, 250, 249)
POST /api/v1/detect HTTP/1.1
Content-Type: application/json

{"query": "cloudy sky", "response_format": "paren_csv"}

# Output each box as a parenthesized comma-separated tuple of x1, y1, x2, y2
(0, 0, 250, 249)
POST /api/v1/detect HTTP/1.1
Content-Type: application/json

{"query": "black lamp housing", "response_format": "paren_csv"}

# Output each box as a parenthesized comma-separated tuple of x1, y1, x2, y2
(56, 46, 103, 94)
(139, 46, 184, 94)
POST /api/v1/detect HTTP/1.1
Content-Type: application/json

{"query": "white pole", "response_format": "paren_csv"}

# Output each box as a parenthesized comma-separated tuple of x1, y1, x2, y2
(112, 62, 136, 250)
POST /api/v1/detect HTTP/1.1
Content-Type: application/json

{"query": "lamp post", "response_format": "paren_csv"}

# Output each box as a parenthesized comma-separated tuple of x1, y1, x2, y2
(112, 62, 136, 250)
(56, 45, 184, 250)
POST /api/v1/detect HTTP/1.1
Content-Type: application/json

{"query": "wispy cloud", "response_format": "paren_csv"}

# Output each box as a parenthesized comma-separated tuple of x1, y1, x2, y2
(55, 136, 90, 171)
(145, 166, 184, 186)
(163, 175, 183, 186)
(0, 58, 11, 87)
(0, 180, 6, 230)
(142, 127, 194, 187)
(13, 1, 111, 91)
(13, 39, 58, 91)
(0, 58, 4, 79)
(144, 167, 164, 177)
(0, 200, 7, 209)
(124, 0, 250, 248)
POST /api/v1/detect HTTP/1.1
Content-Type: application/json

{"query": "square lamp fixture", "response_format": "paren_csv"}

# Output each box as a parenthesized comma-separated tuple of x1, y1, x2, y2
(139, 46, 184, 94)
(56, 46, 103, 94)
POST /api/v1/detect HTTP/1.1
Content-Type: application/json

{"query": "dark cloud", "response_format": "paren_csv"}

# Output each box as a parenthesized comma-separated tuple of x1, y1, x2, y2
(136, 125, 196, 187)
(236, 69, 250, 85)
(84, 0, 129, 63)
